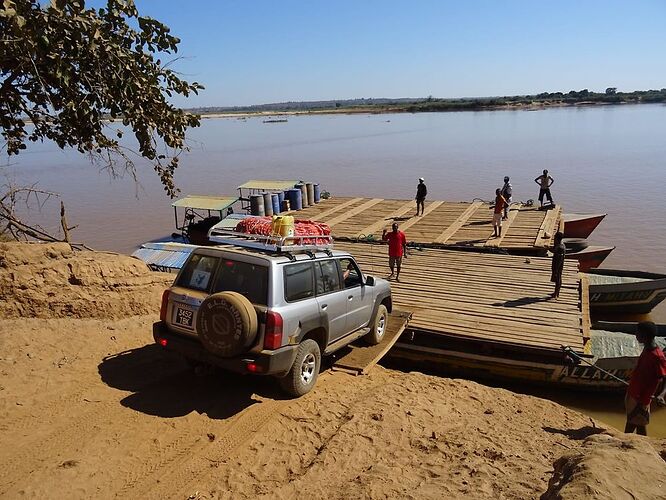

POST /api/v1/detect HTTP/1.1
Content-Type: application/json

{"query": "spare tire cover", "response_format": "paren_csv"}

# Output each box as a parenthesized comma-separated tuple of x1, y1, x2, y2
(196, 291, 258, 357)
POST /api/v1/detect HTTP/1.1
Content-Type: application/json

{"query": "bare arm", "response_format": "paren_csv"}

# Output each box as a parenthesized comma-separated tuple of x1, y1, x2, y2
(656, 377, 666, 405)
(534, 176, 541, 185)
(548, 175, 554, 187)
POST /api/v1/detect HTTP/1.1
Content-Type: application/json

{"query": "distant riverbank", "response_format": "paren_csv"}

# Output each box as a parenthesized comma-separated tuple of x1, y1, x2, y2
(197, 99, 647, 119)
(192, 88, 666, 118)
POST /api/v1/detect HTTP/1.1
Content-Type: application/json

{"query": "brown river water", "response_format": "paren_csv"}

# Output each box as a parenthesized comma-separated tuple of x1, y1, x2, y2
(4, 104, 666, 436)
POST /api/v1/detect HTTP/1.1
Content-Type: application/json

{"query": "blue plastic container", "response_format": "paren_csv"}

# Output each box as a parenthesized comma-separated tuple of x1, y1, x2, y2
(287, 188, 303, 210)
(277, 191, 285, 204)
(313, 183, 321, 203)
(271, 193, 280, 214)
(263, 192, 274, 216)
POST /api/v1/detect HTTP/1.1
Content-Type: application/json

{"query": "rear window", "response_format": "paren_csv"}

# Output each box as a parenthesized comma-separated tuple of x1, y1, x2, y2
(177, 254, 219, 291)
(284, 262, 315, 302)
(212, 259, 269, 305)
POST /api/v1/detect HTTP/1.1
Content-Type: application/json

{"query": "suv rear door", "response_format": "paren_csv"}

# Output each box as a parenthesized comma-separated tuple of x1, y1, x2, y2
(339, 257, 374, 332)
(314, 259, 348, 342)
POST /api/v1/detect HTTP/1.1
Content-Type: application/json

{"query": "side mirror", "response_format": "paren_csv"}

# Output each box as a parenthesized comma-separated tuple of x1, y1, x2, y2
(365, 275, 375, 287)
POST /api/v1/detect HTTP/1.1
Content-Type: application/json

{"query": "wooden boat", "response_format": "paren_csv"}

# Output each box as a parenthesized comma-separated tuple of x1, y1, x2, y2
(565, 245, 615, 272)
(591, 320, 666, 337)
(563, 213, 606, 238)
(586, 269, 666, 314)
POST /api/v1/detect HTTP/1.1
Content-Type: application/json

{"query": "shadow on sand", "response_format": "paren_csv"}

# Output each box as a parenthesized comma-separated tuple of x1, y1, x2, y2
(98, 344, 285, 420)
(542, 425, 608, 440)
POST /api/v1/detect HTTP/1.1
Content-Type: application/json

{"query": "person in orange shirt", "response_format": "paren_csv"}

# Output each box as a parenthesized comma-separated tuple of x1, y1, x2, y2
(382, 222, 407, 282)
(625, 321, 666, 436)
(492, 188, 508, 238)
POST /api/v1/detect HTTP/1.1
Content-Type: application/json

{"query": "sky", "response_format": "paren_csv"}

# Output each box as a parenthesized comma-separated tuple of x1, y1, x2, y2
(131, 1, 665, 106)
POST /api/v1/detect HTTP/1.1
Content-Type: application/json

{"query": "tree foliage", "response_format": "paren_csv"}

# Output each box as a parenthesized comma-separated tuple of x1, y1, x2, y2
(0, 0, 203, 196)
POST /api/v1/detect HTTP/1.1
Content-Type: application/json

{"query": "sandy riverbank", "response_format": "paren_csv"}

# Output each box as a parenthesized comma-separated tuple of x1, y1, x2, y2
(196, 101, 617, 120)
(0, 242, 664, 498)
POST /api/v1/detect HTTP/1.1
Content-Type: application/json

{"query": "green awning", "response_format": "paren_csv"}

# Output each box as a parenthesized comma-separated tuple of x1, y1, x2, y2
(171, 195, 239, 211)
(237, 179, 299, 191)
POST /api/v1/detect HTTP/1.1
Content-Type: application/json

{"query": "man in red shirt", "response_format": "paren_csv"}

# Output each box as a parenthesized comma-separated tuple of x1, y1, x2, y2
(625, 321, 666, 436)
(382, 222, 407, 282)
(492, 188, 508, 238)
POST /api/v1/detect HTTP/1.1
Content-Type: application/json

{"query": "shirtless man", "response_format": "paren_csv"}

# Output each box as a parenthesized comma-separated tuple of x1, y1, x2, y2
(534, 169, 554, 208)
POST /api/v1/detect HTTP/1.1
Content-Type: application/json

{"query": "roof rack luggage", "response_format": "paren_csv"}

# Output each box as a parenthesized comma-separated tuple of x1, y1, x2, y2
(208, 227, 333, 253)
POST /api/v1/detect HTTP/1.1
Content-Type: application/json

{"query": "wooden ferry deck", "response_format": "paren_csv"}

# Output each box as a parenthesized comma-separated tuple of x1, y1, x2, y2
(289, 197, 561, 254)
(336, 241, 587, 354)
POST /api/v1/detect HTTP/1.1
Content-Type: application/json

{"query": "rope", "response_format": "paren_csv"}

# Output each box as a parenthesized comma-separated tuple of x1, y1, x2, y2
(561, 346, 629, 386)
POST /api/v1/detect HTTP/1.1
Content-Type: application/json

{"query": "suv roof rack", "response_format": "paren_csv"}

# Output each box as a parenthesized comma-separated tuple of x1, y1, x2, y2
(208, 227, 334, 254)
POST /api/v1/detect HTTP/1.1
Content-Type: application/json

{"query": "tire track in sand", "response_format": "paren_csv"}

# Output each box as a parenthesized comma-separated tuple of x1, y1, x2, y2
(119, 396, 286, 499)
(0, 367, 190, 496)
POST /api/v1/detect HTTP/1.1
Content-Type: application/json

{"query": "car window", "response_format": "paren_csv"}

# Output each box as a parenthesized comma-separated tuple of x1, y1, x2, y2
(284, 262, 315, 302)
(339, 258, 362, 288)
(316, 260, 341, 295)
(177, 254, 219, 291)
(212, 259, 268, 305)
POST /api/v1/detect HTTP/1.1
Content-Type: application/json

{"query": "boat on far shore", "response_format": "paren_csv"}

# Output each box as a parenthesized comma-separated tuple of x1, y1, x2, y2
(563, 213, 607, 238)
(587, 268, 666, 315)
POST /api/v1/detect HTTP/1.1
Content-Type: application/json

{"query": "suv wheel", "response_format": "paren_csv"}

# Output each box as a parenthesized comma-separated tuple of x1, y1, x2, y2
(280, 339, 321, 397)
(365, 304, 388, 345)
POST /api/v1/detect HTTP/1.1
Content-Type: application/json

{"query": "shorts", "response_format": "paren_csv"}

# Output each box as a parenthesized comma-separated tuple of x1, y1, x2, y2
(492, 212, 502, 226)
(388, 256, 403, 269)
(539, 188, 553, 203)
(625, 394, 650, 426)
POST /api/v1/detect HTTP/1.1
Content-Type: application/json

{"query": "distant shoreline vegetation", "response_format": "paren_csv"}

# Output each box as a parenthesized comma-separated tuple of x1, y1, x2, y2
(189, 88, 666, 116)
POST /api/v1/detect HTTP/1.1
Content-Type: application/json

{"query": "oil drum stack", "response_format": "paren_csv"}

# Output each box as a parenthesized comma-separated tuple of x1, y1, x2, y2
(249, 181, 321, 216)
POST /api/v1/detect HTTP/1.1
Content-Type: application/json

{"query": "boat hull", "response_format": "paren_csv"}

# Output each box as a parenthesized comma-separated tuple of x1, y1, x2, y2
(563, 213, 606, 239)
(387, 329, 627, 392)
(587, 269, 666, 314)
(566, 246, 615, 272)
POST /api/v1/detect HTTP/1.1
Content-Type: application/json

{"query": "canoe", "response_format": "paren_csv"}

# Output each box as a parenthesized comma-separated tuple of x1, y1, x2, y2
(563, 213, 607, 238)
(586, 269, 666, 314)
(565, 245, 615, 272)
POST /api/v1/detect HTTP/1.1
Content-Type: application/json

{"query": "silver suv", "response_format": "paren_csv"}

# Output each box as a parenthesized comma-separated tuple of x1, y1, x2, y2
(153, 245, 392, 396)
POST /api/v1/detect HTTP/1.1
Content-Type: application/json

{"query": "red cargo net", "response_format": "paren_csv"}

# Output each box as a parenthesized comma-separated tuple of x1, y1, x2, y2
(235, 217, 331, 245)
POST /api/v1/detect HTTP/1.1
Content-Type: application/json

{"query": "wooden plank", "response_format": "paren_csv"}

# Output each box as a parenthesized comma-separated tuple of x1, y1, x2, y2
(355, 200, 416, 237)
(333, 310, 411, 374)
(313, 197, 364, 220)
(398, 200, 444, 232)
(435, 201, 483, 243)
(580, 273, 591, 341)
(335, 241, 585, 352)
(534, 205, 561, 248)
(326, 198, 384, 227)
(485, 206, 519, 247)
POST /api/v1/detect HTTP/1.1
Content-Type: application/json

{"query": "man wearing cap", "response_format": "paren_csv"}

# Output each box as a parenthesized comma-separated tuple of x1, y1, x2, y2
(501, 176, 512, 220)
(382, 222, 408, 282)
(415, 178, 427, 216)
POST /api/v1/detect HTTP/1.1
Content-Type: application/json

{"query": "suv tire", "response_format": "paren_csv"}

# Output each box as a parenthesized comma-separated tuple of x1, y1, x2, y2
(280, 339, 321, 397)
(197, 291, 258, 357)
(365, 304, 388, 345)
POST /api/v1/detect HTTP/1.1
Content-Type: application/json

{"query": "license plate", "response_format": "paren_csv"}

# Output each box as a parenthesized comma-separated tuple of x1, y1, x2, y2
(174, 305, 194, 328)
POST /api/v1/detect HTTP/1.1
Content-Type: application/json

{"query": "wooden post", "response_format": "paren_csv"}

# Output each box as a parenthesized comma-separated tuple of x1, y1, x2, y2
(60, 201, 70, 243)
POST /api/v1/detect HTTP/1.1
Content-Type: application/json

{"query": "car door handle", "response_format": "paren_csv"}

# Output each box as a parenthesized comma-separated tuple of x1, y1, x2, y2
(321, 304, 327, 310)
(348, 295, 353, 300)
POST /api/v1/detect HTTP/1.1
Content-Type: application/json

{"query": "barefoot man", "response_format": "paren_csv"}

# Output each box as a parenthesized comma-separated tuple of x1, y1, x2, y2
(550, 231, 566, 298)
(382, 222, 407, 282)
(415, 177, 427, 216)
